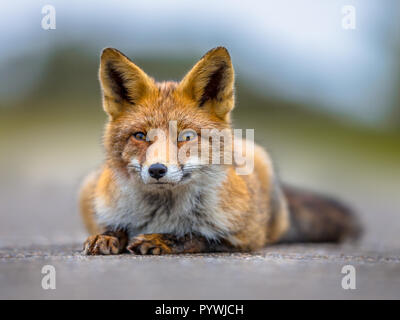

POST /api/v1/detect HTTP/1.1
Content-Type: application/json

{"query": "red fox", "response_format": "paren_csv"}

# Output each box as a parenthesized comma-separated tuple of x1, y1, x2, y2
(80, 47, 361, 255)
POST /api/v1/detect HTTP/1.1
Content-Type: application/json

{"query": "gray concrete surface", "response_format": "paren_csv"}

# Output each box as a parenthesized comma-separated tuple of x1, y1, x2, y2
(1, 243, 399, 299)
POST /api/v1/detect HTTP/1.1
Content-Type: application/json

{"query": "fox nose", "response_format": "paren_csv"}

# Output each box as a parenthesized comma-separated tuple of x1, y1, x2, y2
(148, 163, 167, 180)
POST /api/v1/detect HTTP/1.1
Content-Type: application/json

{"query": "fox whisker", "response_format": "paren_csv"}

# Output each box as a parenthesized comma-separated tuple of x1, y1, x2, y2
(127, 165, 141, 172)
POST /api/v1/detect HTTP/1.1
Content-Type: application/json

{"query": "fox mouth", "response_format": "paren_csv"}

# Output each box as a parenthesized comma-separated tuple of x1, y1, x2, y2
(149, 182, 171, 185)
(150, 173, 191, 185)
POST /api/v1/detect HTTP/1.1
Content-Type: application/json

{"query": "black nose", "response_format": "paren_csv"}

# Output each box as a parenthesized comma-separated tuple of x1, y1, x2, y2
(148, 163, 167, 180)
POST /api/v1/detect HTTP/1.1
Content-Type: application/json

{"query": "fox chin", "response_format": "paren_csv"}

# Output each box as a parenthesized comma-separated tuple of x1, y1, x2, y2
(80, 46, 362, 255)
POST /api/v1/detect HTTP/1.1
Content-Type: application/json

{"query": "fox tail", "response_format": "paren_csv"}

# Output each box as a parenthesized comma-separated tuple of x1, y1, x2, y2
(279, 185, 362, 243)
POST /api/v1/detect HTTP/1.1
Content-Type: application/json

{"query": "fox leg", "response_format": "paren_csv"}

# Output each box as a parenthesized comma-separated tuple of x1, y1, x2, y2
(83, 230, 129, 255)
(127, 233, 237, 255)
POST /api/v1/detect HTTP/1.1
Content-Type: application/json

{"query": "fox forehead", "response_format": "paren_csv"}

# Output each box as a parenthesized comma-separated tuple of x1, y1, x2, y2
(111, 81, 228, 132)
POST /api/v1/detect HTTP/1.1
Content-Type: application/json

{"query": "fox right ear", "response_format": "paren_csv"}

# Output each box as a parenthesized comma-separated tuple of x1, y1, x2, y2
(178, 47, 235, 121)
(99, 48, 155, 118)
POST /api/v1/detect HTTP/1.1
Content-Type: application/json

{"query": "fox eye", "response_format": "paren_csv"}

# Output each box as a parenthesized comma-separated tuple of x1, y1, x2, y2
(132, 132, 146, 141)
(178, 129, 197, 142)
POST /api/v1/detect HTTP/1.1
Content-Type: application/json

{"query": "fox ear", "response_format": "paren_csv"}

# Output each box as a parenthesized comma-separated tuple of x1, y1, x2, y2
(99, 48, 155, 118)
(178, 47, 235, 120)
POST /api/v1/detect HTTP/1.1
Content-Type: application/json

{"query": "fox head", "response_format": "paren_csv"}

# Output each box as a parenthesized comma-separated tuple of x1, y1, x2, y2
(99, 47, 235, 188)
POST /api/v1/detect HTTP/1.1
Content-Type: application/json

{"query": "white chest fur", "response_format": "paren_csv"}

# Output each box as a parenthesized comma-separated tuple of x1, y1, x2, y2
(95, 170, 232, 240)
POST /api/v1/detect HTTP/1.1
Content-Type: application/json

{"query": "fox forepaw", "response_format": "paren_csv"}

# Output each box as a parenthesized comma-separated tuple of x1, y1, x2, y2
(83, 234, 121, 255)
(127, 234, 174, 255)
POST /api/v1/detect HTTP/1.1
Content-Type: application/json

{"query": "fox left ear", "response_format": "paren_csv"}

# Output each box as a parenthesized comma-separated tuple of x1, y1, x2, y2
(178, 47, 235, 120)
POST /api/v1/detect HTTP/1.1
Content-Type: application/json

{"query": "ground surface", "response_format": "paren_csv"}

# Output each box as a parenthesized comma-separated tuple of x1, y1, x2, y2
(1, 243, 399, 299)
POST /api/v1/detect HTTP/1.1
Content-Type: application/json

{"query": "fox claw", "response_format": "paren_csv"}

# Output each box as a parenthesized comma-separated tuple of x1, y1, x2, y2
(127, 234, 173, 255)
(83, 234, 120, 255)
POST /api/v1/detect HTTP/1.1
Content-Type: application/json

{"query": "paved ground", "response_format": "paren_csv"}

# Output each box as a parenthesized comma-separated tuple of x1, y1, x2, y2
(1, 243, 399, 299)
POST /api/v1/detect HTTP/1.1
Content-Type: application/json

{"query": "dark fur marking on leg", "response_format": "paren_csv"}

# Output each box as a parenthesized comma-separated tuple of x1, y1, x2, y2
(127, 233, 237, 255)
(102, 228, 129, 251)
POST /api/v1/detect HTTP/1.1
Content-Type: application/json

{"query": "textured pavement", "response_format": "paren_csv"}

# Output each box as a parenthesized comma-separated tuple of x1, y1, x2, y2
(1, 243, 399, 299)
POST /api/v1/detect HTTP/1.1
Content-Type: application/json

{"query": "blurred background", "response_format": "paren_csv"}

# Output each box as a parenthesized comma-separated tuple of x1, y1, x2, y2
(0, 0, 399, 250)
